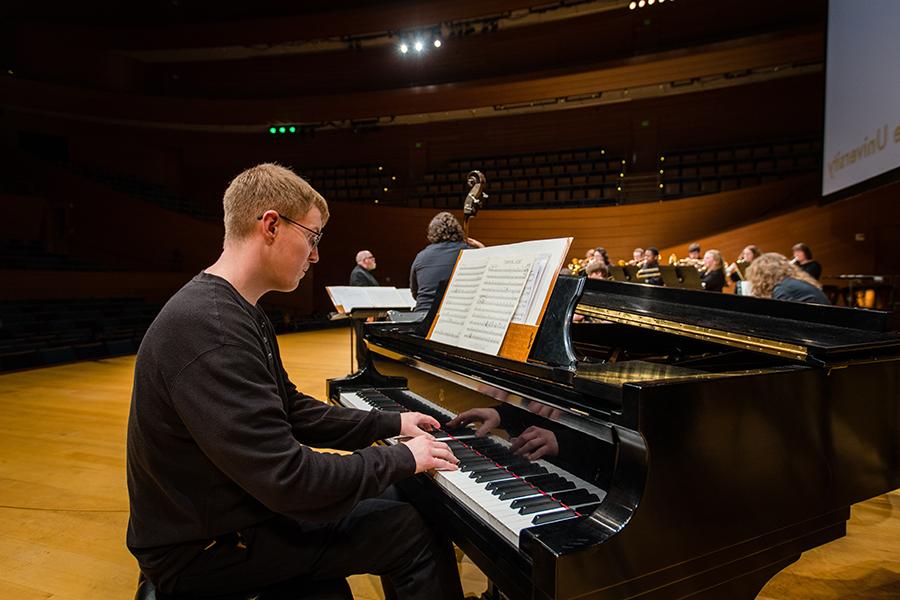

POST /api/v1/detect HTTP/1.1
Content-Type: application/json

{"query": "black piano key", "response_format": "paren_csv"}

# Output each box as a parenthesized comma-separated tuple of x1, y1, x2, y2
(459, 459, 494, 472)
(552, 490, 599, 506)
(486, 478, 526, 493)
(523, 473, 561, 486)
(499, 486, 544, 501)
(540, 480, 576, 493)
(531, 509, 577, 526)
(519, 499, 563, 515)
(508, 463, 547, 477)
(511, 495, 556, 510)
(474, 470, 517, 484)
(467, 464, 502, 477)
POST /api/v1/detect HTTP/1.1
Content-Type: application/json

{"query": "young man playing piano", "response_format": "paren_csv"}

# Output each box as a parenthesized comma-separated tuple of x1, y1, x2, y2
(126, 163, 462, 599)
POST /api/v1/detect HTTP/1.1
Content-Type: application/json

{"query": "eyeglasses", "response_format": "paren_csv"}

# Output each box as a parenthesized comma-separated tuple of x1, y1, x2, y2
(257, 212, 323, 249)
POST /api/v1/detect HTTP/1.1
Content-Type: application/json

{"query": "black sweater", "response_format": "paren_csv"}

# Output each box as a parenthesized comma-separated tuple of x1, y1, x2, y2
(126, 273, 415, 560)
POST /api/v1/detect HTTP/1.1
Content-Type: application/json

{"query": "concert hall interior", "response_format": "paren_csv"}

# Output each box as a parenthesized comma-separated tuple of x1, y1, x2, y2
(1, 1, 899, 599)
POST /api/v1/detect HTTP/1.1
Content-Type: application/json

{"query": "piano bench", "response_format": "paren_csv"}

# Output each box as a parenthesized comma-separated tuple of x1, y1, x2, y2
(135, 573, 353, 600)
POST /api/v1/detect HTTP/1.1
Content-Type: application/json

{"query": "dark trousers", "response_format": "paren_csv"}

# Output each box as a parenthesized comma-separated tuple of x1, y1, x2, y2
(168, 489, 464, 600)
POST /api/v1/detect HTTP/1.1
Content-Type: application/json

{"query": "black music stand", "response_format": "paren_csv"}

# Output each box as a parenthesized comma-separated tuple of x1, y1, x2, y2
(609, 265, 629, 282)
(675, 265, 703, 289)
(623, 265, 641, 282)
(659, 265, 685, 288)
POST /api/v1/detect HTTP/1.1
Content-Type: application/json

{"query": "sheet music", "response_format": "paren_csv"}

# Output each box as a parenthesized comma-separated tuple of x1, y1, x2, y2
(430, 255, 533, 355)
(326, 286, 416, 312)
(511, 253, 551, 324)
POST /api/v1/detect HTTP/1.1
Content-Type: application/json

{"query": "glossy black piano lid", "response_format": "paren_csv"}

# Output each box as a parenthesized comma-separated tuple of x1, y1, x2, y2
(578, 277, 900, 363)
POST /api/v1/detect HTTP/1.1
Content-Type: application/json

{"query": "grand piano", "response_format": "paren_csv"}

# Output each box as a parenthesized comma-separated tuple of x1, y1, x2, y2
(328, 276, 900, 600)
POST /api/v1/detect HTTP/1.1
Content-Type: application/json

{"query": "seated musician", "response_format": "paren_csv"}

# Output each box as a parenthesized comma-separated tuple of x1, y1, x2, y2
(687, 242, 702, 262)
(593, 247, 611, 268)
(636, 247, 664, 285)
(726, 245, 760, 283)
(410, 211, 484, 313)
(700, 249, 727, 292)
(745, 252, 830, 305)
(573, 261, 608, 322)
(127, 164, 463, 600)
(791, 242, 822, 280)
(349, 249, 379, 286)
(627, 247, 645, 266)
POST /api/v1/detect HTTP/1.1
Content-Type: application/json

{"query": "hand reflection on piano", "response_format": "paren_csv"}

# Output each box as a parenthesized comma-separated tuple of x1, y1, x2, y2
(445, 407, 501, 437)
(447, 405, 561, 460)
(509, 426, 559, 461)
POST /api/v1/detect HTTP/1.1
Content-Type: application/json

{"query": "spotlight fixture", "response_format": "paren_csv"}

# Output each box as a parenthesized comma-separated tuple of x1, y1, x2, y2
(399, 43, 409, 54)
(414, 40, 424, 52)
(632, 0, 667, 9)
(433, 39, 442, 48)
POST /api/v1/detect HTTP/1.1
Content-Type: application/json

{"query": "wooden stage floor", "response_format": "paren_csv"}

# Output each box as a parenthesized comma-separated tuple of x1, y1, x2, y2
(0, 328, 897, 599)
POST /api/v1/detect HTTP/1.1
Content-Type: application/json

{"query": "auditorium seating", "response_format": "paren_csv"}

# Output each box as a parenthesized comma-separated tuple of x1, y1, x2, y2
(0, 298, 161, 371)
(0, 297, 341, 372)
(659, 136, 820, 198)
(301, 164, 396, 204)
(410, 147, 625, 209)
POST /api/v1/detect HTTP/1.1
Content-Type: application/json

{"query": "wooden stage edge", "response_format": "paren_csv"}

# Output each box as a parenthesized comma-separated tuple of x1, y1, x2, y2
(0, 328, 896, 600)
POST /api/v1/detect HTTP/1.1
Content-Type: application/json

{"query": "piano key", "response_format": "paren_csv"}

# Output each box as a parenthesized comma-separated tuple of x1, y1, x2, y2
(519, 499, 563, 515)
(532, 509, 578, 526)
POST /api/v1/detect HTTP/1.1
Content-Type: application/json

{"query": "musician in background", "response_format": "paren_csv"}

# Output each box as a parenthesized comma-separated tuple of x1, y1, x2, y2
(349, 250, 379, 286)
(687, 242, 702, 261)
(127, 164, 463, 600)
(593, 247, 611, 268)
(627, 247, 645, 266)
(746, 252, 830, 305)
(583, 248, 597, 263)
(410, 212, 484, 313)
(727, 245, 760, 283)
(792, 243, 822, 280)
(700, 249, 727, 292)
(585, 260, 609, 280)
(636, 247, 663, 285)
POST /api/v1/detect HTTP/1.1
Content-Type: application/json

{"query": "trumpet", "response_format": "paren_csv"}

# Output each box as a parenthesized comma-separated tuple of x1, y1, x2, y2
(567, 257, 588, 275)
(726, 257, 750, 280)
(668, 253, 705, 272)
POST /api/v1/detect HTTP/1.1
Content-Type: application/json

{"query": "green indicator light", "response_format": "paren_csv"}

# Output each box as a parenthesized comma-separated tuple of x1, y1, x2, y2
(278, 127, 286, 133)
(289, 126, 296, 133)
(269, 127, 277, 134)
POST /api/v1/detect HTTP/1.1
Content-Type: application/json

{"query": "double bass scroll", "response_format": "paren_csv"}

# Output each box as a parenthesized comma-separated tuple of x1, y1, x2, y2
(463, 170, 487, 241)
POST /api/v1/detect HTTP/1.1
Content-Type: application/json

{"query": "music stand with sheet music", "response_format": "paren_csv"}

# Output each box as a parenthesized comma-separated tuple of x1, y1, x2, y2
(326, 286, 416, 371)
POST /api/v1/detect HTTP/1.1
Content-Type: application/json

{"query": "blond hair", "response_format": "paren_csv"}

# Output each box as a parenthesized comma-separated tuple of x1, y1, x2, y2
(222, 163, 329, 244)
(704, 249, 724, 271)
(746, 252, 822, 299)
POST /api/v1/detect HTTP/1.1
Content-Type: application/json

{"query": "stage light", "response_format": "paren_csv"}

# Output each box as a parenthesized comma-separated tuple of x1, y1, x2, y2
(648, 0, 655, 4)
(383, 187, 389, 192)
(399, 43, 409, 54)
(434, 39, 442, 48)
(629, 1, 637, 8)
(638, 0, 646, 7)
(269, 127, 277, 134)
(288, 126, 296, 133)
(414, 40, 424, 52)
(278, 127, 286, 134)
